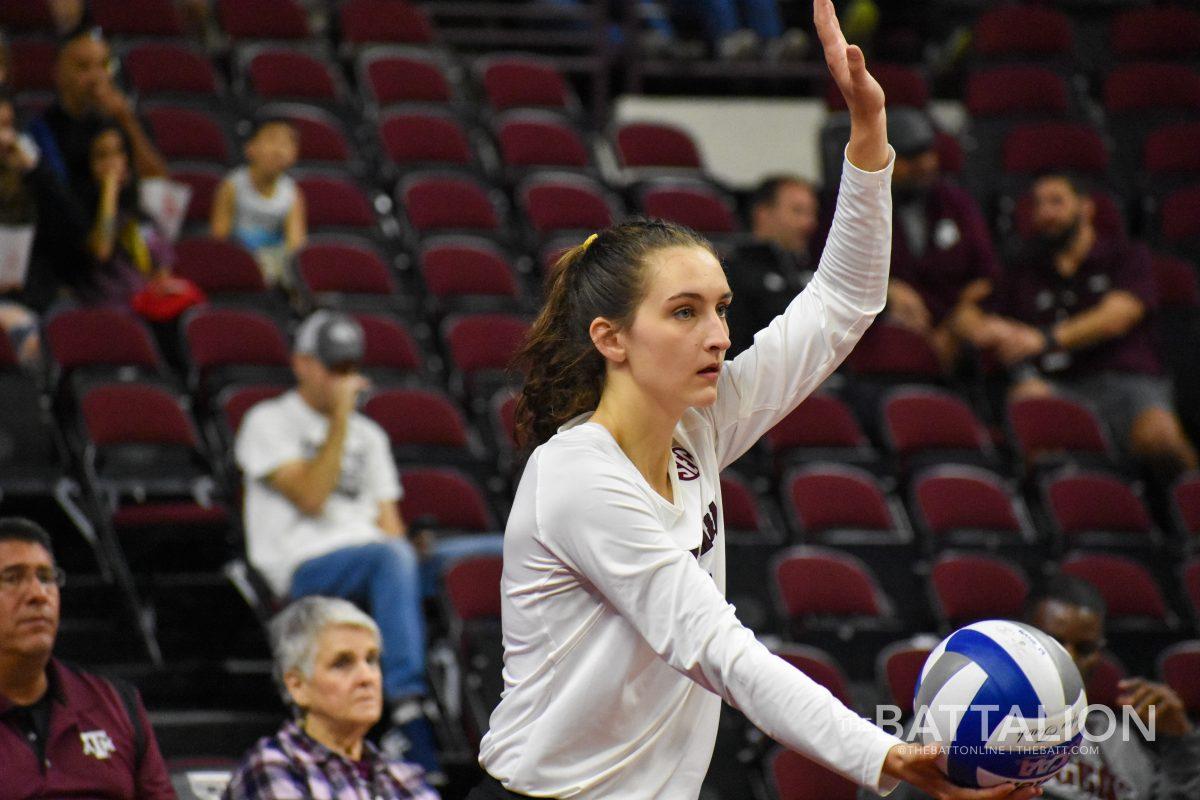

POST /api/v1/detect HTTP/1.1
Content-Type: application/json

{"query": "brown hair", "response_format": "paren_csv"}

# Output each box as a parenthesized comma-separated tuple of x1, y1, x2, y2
(513, 217, 715, 448)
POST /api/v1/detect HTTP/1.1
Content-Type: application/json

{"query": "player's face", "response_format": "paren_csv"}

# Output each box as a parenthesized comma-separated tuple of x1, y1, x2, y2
(1032, 599, 1105, 680)
(0, 541, 61, 660)
(759, 182, 819, 253)
(623, 245, 731, 412)
(287, 624, 383, 732)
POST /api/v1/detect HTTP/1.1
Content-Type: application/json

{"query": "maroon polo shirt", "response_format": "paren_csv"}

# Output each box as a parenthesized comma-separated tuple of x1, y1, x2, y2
(0, 659, 174, 800)
(890, 179, 1000, 326)
(993, 236, 1162, 377)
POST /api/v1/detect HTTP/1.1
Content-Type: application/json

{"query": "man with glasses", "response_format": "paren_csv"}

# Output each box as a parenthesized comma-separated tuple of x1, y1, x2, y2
(0, 516, 174, 798)
(1024, 577, 1199, 799)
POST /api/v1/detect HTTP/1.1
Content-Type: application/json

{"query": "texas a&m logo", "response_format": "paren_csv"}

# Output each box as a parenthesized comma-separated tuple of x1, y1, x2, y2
(81, 729, 116, 760)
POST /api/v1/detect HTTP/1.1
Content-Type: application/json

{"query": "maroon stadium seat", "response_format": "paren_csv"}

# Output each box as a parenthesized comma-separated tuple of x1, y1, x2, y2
(1111, 6, 1200, 61)
(401, 173, 503, 236)
(1158, 641, 1200, 717)
(399, 466, 495, 532)
(92, 0, 184, 36)
(774, 644, 854, 707)
(339, 0, 435, 46)
(768, 748, 858, 800)
(245, 49, 342, 103)
(8, 38, 57, 93)
(496, 113, 591, 170)
(763, 393, 875, 471)
(45, 308, 164, 387)
(844, 320, 942, 382)
(217, 0, 309, 40)
(144, 105, 232, 163)
(379, 110, 475, 170)
(359, 49, 457, 106)
(1044, 473, 1157, 551)
(1060, 553, 1170, 624)
(364, 388, 480, 468)
(614, 122, 703, 171)
(929, 552, 1029, 629)
(296, 174, 377, 230)
(354, 314, 424, 383)
(782, 464, 898, 542)
(965, 65, 1070, 118)
(972, 4, 1073, 60)
(1002, 122, 1108, 177)
(1103, 64, 1200, 115)
(882, 388, 994, 470)
(639, 180, 741, 235)
(877, 637, 934, 716)
(911, 466, 1030, 549)
(518, 174, 619, 237)
(479, 57, 577, 114)
(124, 43, 222, 99)
(1007, 395, 1115, 469)
(183, 308, 291, 400)
(1171, 472, 1200, 539)
(420, 239, 521, 305)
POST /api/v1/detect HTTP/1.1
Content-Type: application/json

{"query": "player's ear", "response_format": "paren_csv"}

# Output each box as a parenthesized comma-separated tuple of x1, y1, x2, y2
(590, 316, 626, 364)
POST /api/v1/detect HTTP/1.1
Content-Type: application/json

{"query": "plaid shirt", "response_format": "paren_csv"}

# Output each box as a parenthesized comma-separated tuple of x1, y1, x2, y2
(221, 720, 439, 800)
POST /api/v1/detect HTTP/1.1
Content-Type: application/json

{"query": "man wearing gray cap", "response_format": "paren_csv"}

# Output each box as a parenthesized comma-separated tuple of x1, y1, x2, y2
(234, 310, 441, 779)
(884, 107, 999, 370)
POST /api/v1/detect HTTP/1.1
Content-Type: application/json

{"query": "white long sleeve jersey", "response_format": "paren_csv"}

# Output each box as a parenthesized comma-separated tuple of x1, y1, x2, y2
(478, 151, 903, 799)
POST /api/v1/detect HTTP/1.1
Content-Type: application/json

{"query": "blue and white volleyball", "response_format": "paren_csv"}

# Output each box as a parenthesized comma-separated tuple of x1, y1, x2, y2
(912, 620, 1087, 788)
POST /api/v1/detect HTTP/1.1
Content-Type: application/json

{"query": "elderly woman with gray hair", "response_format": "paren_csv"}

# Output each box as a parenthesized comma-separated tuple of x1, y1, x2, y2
(222, 597, 440, 800)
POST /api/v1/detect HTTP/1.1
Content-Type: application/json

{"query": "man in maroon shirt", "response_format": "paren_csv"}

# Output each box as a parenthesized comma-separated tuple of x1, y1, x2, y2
(0, 517, 176, 800)
(884, 108, 1000, 370)
(976, 173, 1198, 473)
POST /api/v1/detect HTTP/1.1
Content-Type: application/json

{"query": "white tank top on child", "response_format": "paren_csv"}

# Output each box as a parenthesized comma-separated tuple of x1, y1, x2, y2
(230, 166, 297, 251)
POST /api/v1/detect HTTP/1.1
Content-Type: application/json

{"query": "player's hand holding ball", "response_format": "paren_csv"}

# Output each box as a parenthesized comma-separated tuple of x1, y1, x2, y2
(882, 744, 1042, 800)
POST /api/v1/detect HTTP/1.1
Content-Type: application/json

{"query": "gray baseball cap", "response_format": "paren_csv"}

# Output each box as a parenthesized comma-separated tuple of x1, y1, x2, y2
(887, 107, 936, 159)
(294, 310, 365, 369)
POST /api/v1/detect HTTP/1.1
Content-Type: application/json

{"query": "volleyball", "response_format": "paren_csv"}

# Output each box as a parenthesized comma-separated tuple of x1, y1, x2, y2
(912, 620, 1088, 788)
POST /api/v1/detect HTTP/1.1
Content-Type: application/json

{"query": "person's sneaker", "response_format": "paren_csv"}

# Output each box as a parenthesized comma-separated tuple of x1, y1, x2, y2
(717, 29, 761, 61)
(765, 28, 810, 62)
(382, 699, 447, 786)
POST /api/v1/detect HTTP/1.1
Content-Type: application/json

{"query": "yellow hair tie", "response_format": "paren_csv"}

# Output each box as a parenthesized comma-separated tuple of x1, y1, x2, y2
(582, 233, 599, 251)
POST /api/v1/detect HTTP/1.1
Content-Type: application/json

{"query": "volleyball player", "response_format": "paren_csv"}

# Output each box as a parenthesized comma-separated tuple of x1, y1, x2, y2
(465, 2, 1043, 798)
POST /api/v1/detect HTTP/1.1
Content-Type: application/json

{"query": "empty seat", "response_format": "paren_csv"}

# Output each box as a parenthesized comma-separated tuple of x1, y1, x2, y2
(441, 552, 503, 741)
(844, 320, 943, 382)
(518, 173, 618, 238)
(354, 313, 425, 385)
(929, 552, 1029, 629)
(613, 122, 703, 171)
(478, 57, 578, 114)
(767, 748, 858, 800)
(92, 0, 184, 36)
(399, 466, 496, 532)
(217, 0, 309, 40)
(1060, 553, 1172, 626)
(782, 464, 901, 544)
(124, 43, 222, 100)
(363, 388, 481, 468)
(293, 239, 402, 313)
(172, 237, 284, 312)
(183, 308, 292, 402)
(911, 466, 1032, 550)
(972, 4, 1074, 61)
(718, 470, 770, 538)
(1105, 64, 1200, 117)
(639, 180, 741, 235)
(763, 393, 876, 473)
(1171, 472, 1200, 539)
(442, 312, 529, 400)
(877, 637, 935, 717)
(965, 65, 1070, 118)
(44, 307, 165, 390)
(400, 173, 504, 237)
(378, 110, 476, 171)
(0, 2, 55, 33)
(339, 0, 435, 47)
(419, 238, 522, 313)
(1143, 122, 1200, 182)
(1158, 641, 1200, 717)
(1111, 6, 1200, 62)
(495, 112, 591, 171)
(143, 105, 232, 163)
(882, 388, 994, 471)
(1007, 395, 1115, 470)
(295, 174, 378, 232)
(1157, 183, 1200, 250)
(773, 644, 853, 707)
(1152, 252, 1200, 310)
(1002, 123, 1108, 178)
(243, 48, 343, 104)
(826, 63, 928, 110)
(1043, 472, 1157, 551)
(359, 48, 458, 106)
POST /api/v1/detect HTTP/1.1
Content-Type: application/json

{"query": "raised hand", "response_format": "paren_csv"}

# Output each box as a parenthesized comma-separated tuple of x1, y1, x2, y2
(815, 0, 884, 120)
(814, 0, 887, 171)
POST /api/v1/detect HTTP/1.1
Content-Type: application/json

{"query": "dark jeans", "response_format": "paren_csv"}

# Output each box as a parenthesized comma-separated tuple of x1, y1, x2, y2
(465, 773, 543, 800)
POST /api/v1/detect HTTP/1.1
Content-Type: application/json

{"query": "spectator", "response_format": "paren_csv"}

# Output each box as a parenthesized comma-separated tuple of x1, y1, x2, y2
(873, 576, 1200, 800)
(80, 124, 177, 307)
(883, 108, 999, 370)
(677, 0, 810, 60)
(976, 173, 1198, 475)
(0, 88, 91, 357)
(210, 118, 306, 289)
(221, 596, 439, 800)
(234, 312, 439, 778)
(724, 174, 820, 355)
(0, 517, 175, 799)
(26, 26, 167, 200)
